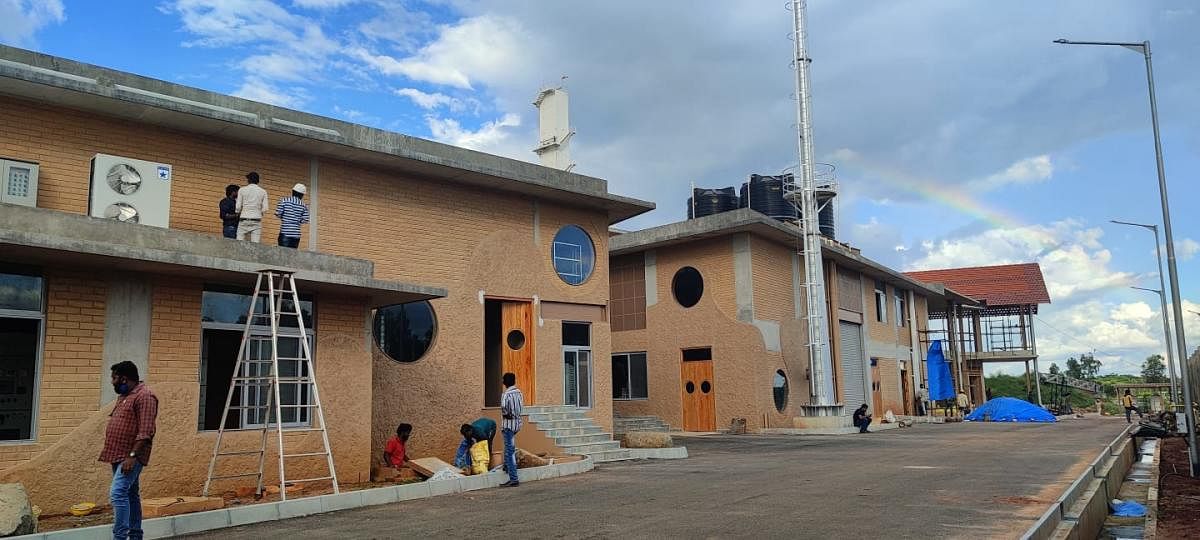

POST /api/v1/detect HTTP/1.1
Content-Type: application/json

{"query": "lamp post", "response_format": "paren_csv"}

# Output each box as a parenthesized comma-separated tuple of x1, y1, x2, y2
(1058, 38, 1196, 475)
(1115, 220, 1179, 401)
(1130, 285, 1177, 396)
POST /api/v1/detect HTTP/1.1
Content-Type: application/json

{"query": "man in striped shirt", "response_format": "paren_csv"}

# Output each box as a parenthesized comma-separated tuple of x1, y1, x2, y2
(275, 183, 310, 248)
(499, 372, 524, 487)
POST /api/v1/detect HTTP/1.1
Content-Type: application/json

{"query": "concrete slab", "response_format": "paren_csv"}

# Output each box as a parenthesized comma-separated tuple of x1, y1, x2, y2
(227, 502, 281, 527)
(626, 447, 689, 459)
(277, 497, 323, 520)
(320, 491, 364, 513)
(170, 509, 231, 536)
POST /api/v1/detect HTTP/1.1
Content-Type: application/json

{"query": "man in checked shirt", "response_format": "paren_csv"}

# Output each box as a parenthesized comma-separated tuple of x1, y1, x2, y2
(100, 361, 158, 540)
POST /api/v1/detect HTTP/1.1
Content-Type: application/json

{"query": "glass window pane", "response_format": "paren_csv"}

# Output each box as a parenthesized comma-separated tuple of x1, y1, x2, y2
(563, 322, 590, 347)
(564, 350, 578, 405)
(201, 290, 313, 328)
(612, 354, 630, 399)
(552, 225, 596, 286)
(578, 351, 592, 408)
(374, 301, 437, 363)
(0, 317, 39, 440)
(631, 353, 648, 399)
(0, 273, 43, 312)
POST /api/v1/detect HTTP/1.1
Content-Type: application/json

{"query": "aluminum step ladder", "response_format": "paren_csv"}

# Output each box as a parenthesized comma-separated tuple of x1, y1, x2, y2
(203, 269, 338, 500)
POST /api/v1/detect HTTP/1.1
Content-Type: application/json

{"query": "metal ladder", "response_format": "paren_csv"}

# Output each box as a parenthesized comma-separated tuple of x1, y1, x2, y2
(202, 269, 339, 501)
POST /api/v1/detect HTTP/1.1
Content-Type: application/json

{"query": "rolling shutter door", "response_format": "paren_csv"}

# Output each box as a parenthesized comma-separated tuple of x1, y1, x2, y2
(839, 322, 867, 407)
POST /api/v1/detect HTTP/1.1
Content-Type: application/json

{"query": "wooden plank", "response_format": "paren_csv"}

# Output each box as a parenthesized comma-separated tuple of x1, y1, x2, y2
(141, 497, 224, 518)
(408, 457, 457, 478)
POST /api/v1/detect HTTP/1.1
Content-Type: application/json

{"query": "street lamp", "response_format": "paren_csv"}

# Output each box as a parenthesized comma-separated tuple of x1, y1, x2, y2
(1130, 285, 1178, 396)
(1115, 220, 1179, 400)
(1059, 38, 1197, 475)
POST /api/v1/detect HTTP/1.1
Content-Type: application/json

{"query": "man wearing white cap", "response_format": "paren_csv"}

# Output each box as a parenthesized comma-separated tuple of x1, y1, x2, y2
(274, 183, 309, 249)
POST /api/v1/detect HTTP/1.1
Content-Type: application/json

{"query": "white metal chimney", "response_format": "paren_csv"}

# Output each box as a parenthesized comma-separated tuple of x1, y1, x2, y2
(532, 84, 575, 171)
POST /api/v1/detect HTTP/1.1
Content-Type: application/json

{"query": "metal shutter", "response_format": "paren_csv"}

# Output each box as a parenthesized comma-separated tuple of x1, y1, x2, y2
(839, 322, 867, 408)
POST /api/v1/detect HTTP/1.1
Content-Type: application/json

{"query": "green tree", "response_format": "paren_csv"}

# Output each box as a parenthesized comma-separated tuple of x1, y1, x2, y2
(1049, 363, 1060, 375)
(1141, 354, 1167, 383)
(1079, 353, 1102, 380)
(1065, 357, 1082, 379)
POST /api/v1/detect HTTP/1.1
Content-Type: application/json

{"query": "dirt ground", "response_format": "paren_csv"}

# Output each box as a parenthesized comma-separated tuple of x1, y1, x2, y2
(1157, 437, 1200, 539)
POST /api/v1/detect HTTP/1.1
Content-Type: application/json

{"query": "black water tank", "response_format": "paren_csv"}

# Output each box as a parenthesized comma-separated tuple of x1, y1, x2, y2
(816, 193, 836, 239)
(740, 174, 798, 221)
(687, 187, 739, 219)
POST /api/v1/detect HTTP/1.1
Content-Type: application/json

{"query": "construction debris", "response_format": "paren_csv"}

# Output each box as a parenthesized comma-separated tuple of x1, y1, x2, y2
(141, 497, 224, 518)
(621, 432, 674, 449)
(0, 484, 36, 536)
(408, 458, 459, 478)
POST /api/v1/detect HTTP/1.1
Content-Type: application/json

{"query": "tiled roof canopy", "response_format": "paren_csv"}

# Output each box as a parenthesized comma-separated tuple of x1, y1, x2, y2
(905, 263, 1051, 307)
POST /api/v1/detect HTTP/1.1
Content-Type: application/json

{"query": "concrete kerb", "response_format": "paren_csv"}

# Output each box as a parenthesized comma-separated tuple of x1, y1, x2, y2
(1144, 438, 1161, 539)
(1021, 424, 1135, 540)
(626, 447, 689, 460)
(25, 458, 595, 540)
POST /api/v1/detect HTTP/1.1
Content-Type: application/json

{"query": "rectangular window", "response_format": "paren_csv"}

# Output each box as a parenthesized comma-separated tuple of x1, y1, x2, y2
(682, 347, 712, 361)
(609, 255, 647, 331)
(563, 322, 592, 408)
(874, 280, 887, 323)
(895, 289, 908, 328)
(198, 288, 315, 431)
(0, 271, 44, 442)
(612, 352, 648, 400)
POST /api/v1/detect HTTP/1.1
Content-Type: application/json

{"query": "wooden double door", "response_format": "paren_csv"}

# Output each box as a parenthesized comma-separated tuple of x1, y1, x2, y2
(681, 359, 715, 431)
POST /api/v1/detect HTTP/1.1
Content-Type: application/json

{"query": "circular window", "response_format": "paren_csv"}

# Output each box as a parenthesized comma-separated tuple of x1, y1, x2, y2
(701, 381, 712, 394)
(373, 301, 437, 363)
(552, 225, 596, 285)
(506, 329, 526, 350)
(773, 370, 788, 412)
(685, 381, 696, 394)
(672, 267, 704, 308)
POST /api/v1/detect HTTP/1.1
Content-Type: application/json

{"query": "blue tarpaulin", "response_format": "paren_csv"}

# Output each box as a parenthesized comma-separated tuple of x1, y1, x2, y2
(925, 340, 955, 401)
(965, 397, 1057, 422)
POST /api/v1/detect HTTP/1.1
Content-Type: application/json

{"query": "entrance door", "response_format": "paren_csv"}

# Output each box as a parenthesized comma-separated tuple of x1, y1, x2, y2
(681, 356, 715, 432)
(871, 361, 883, 417)
(501, 301, 535, 402)
(901, 368, 912, 415)
(838, 322, 867, 407)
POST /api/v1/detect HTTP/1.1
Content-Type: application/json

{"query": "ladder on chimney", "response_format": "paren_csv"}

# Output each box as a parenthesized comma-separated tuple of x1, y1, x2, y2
(202, 269, 339, 501)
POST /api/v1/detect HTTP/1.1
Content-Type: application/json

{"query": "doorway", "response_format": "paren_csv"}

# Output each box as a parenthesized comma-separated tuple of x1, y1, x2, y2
(901, 368, 912, 415)
(484, 299, 535, 406)
(870, 359, 883, 417)
(680, 348, 715, 431)
(563, 322, 592, 408)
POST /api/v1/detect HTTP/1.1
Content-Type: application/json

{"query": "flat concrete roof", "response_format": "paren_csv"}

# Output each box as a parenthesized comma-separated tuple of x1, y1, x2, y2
(0, 45, 654, 224)
(0, 204, 446, 307)
(609, 208, 963, 300)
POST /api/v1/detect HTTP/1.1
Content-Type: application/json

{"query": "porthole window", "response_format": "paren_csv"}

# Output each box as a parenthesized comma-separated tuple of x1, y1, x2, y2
(507, 329, 526, 350)
(700, 381, 712, 394)
(373, 301, 437, 363)
(773, 370, 788, 412)
(685, 381, 696, 394)
(672, 266, 704, 308)
(552, 225, 596, 285)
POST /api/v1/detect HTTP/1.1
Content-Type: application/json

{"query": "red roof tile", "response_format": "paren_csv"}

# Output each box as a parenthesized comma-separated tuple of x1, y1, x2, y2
(904, 263, 1050, 306)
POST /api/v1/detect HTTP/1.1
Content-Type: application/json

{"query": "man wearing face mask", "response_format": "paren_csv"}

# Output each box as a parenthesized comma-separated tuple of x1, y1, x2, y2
(100, 361, 158, 540)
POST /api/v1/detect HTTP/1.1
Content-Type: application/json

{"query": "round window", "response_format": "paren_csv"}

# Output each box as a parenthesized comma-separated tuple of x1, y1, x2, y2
(685, 381, 696, 394)
(552, 225, 596, 285)
(672, 266, 704, 308)
(700, 381, 712, 394)
(506, 329, 526, 350)
(373, 301, 437, 363)
(773, 370, 788, 412)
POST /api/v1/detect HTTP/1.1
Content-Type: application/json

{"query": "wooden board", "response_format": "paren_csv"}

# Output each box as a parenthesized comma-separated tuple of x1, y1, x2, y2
(141, 497, 224, 518)
(408, 457, 458, 478)
(501, 301, 535, 402)
(681, 359, 715, 431)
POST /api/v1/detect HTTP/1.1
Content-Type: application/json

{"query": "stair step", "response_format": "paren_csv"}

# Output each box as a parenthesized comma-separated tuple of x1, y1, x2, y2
(524, 406, 581, 415)
(585, 449, 634, 463)
(530, 419, 594, 429)
(560, 441, 622, 454)
(528, 412, 590, 422)
(541, 426, 604, 438)
(554, 433, 613, 445)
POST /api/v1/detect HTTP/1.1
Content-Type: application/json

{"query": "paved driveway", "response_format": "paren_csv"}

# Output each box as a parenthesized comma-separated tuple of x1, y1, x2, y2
(187, 418, 1127, 539)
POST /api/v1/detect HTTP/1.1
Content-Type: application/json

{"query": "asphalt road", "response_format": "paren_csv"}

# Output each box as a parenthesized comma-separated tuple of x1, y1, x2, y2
(187, 417, 1127, 539)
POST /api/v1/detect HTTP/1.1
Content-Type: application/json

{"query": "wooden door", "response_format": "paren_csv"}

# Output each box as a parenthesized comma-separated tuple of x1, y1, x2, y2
(871, 363, 883, 417)
(681, 360, 715, 431)
(501, 301, 535, 402)
(901, 369, 911, 415)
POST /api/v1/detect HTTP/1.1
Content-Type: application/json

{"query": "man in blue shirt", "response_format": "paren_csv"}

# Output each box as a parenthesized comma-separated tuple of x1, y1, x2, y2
(219, 184, 239, 239)
(274, 183, 309, 248)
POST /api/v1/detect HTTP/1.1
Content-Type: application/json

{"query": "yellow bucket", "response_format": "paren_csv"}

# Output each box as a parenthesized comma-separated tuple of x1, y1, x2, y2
(70, 502, 96, 516)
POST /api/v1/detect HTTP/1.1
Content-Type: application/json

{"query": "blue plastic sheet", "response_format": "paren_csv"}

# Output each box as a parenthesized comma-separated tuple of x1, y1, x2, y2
(965, 397, 1056, 422)
(1110, 499, 1146, 517)
(925, 340, 955, 401)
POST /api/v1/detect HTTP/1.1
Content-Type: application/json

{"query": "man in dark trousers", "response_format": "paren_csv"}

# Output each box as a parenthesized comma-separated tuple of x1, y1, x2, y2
(499, 372, 524, 487)
(455, 417, 497, 470)
(100, 361, 158, 540)
(852, 404, 872, 433)
(219, 184, 240, 238)
(1122, 389, 1143, 423)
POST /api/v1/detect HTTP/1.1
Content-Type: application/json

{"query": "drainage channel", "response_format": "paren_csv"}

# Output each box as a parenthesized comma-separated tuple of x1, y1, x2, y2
(1099, 438, 1158, 539)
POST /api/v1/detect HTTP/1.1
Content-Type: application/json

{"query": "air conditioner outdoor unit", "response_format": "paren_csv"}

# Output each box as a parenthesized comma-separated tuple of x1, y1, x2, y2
(0, 158, 38, 207)
(88, 154, 172, 228)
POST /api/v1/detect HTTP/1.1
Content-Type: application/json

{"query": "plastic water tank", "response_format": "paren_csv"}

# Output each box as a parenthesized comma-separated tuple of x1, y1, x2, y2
(740, 174, 797, 221)
(687, 187, 739, 219)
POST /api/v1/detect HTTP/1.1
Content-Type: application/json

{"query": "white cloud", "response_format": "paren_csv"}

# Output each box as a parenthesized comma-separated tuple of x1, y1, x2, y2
(233, 78, 309, 109)
(969, 155, 1054, 191)
(396, 88, 458, 110)
(292, 0, 360, 8)
(0, 0, 65, 46)
(1175, 238, 1199, 261)
(427, 113, 521, 153)
(240, 53, 310, 82)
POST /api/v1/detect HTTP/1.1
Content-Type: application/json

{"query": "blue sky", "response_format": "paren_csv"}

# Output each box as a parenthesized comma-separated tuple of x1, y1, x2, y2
(4, 0, 1200, 376)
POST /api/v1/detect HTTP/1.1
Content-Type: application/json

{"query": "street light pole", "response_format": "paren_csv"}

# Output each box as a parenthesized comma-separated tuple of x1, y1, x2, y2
(1115, 220, 1179, 402)
(1131, 286, 1177, 395)
(1057, 38, 1197, 476)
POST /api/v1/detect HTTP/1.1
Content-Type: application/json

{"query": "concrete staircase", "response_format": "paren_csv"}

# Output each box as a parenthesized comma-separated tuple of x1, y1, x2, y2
(614, 415, 672, 437)
(525, 405, 632, 463)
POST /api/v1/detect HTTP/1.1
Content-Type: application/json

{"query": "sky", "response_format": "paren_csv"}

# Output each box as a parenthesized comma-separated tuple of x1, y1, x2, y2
(4, 0, 1200, 377)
